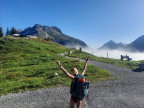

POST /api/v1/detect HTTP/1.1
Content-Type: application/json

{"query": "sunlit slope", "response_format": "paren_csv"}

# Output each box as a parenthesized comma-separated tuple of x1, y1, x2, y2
(0, 36, 111, 95)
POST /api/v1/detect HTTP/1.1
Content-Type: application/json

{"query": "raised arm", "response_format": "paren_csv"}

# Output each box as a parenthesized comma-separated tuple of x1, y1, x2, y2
(56, 60, 74, 80)
(81, 57, 89, 76)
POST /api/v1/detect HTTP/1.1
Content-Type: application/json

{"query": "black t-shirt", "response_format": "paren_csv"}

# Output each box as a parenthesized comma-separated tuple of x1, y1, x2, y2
(70, 75, 79, 96)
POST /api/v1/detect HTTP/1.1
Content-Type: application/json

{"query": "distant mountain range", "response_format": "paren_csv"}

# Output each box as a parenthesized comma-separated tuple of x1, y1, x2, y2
(99, 35, 144, 52)
(99, 40, 127, 50)
(19, 24, 87, 48)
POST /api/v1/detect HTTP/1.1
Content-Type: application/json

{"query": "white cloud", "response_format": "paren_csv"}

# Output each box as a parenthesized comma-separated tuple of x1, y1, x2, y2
(82, 47, 144, 61)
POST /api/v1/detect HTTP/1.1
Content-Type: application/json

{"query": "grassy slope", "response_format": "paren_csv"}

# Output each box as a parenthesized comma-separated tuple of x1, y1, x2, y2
(69, 50, 144, 70)
(0, 36, 111, 96)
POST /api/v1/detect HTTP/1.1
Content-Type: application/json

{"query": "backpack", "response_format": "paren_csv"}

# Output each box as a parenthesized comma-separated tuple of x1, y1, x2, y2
(70, 75, 89, 100)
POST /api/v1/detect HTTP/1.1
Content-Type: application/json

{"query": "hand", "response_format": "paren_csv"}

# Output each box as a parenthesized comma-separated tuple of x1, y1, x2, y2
(56, 60, 61, 66)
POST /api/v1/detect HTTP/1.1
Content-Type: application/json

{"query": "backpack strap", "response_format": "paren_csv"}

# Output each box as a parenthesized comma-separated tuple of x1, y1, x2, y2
(70, 75, 78, 96)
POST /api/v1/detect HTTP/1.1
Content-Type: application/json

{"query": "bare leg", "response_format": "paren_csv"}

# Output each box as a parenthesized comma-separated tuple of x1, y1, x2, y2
(77, 100, 82, 108)
(70, 99, 75, 108)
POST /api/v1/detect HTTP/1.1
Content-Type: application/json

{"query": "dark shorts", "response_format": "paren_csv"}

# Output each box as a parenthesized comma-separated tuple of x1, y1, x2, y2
(70, 96, 81, 103)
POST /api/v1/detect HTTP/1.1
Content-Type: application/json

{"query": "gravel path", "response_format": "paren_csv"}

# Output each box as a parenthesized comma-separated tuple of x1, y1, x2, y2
(1, 60, 144, 108)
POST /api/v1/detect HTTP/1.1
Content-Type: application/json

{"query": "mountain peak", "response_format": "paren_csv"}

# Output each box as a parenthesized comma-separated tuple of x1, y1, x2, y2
(19, 24, 87, 48)
(33, 24, 43, 29)
(107, 40, 116, 45)
(109, 40, 115, 43)
(99, 40, 125, 50)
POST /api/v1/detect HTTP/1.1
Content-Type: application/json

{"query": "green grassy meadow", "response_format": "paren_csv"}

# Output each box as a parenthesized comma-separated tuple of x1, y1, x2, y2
(0, 36, 111, 96)
(68, 50, 144, 70)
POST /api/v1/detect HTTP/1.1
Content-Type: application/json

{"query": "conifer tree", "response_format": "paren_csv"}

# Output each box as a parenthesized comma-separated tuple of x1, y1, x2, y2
(0, 26, 4, 37)
(6, 27, 10, 36)
(10, 27, 18, 35)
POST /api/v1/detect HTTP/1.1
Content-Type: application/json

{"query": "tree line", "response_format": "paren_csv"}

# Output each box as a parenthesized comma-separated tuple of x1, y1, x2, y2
(0, 26, 18, 37)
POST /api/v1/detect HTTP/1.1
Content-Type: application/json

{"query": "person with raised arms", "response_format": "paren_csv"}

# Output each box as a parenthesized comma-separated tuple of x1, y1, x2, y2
(57, 57, 89, 108)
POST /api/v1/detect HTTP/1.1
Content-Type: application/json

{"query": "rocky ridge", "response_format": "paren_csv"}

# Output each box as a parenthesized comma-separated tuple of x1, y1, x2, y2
(99, 35, 144, 52)
(19, 24, 87, 48)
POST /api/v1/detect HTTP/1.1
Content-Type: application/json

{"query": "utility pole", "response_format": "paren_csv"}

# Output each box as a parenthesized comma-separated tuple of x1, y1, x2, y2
(79, 47, 82, 61)
(92, 52, 93, 59)
(107, 52, 108, 58)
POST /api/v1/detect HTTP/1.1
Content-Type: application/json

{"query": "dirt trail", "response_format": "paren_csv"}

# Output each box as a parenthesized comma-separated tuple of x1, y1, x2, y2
(0, 59, 144, 108)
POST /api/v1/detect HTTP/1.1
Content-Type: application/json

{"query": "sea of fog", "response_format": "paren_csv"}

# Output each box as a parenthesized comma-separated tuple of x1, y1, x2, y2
(82, 48, 144, 61)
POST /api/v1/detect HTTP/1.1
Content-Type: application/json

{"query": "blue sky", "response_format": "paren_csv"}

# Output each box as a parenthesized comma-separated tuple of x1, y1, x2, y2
(1, 0, 144, 48)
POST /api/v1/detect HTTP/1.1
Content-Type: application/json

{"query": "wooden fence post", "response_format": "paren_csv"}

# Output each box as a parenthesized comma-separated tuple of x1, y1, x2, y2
(79, 47, 82, 61)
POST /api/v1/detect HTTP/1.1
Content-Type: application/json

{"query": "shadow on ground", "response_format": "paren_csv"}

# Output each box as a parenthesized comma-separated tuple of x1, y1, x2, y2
(132, 68, 143, 72)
